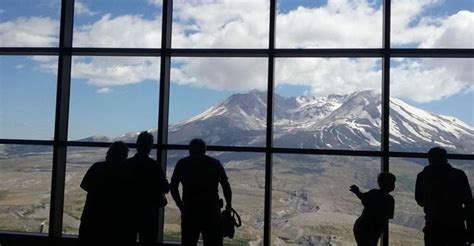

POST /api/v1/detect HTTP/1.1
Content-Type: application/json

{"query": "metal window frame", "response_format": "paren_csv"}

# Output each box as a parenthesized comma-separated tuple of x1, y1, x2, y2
(0, 0, 473, 245)
(380, 0, 391, 244)
(48, 0, 75, 238)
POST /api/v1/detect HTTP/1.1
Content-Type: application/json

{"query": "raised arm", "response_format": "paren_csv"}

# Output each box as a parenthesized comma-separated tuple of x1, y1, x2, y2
(350, 185, 364, 200)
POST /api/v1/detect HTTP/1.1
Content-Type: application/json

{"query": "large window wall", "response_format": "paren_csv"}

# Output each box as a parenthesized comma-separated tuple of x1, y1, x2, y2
(1, 0, 473, 245)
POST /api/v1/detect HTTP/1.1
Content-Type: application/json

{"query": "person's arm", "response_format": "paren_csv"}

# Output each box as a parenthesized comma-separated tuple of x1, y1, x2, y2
(80, 164, 97, 192)
(415, 172, 424, 207)
(170, 161, 183, 211)
(222, 178, 232, 210)
(388, 195, 395, 219)
(156, 162, 170, 194)
(459, 171, 473, 242)
(350, 185, 365, 200)
(218, 161, 232, 210)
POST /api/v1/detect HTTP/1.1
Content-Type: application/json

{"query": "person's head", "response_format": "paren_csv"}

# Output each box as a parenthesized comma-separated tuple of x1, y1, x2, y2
(189, 138, 206, 156)
(428, 147, 448, 166)
(106, 141, 129, 162)
(136, 131, 154, 155)
(378, 172, 396, 193)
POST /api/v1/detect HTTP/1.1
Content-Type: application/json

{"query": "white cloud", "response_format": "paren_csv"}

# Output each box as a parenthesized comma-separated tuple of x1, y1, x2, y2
(172, 0, 269, 48)
(0, 17, 59, 47)
(4, 0, 470, 104)
(391, 58, 473, 102)
(277, 0, 382, 48)
(171, 58, 268, 91)
(75, 1, 98, 16)
(390, 0, 438, 44)
(71, 57, 160, 86)
(148, 0, 162, 7)
(391, 0, 474, 48)
(169, 0, 473, 102)
(419, 11, 474, 48)
(73, 14, 161, 47)
(276, 58, 382, 96)
(38, 61, 58, 74)
(31, 56, 57, 63)
(96, 87, 112, 94)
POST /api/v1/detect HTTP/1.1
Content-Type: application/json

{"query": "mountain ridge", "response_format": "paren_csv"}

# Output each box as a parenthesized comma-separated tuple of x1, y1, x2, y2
(163, 90, 473, 153)
(1, 90, 472, 157)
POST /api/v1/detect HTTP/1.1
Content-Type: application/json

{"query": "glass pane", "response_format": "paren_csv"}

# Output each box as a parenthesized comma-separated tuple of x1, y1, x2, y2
(73, 0, 162, 48)
(0, 144, 52, 233)
(164, 151, 183, 242)
(172, 0, 269, 48)
(274, 58, 382, 150)
(276, 0, 383, 48)
(0, 0, 60, 47)
(68, 56, 160, 142)
(390, 58, 474, 154)
(390, 158, 474, 245)
(272, 155, 379, 244)
(164, 150, 265, 244)
(389, 158, 424, 245)
(169, 57, 267, 147)
(391, 0, 474, 48)
(0, 56, 58, 140)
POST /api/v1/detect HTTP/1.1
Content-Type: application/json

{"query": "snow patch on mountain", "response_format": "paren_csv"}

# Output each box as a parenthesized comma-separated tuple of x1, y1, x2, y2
(35, 90, 470, 155)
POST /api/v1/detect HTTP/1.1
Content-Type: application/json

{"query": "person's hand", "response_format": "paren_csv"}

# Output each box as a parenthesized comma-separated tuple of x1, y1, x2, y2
(225, 204, 232, 213)
(350, 185, 360, 194)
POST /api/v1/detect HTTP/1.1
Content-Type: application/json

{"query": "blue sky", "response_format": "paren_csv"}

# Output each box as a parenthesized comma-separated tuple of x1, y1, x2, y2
(0, 0, 472, 140)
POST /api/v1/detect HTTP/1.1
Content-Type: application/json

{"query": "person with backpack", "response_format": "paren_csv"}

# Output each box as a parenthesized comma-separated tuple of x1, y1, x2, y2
(415, 147, 473, 245)
(170, 138, 233, 246)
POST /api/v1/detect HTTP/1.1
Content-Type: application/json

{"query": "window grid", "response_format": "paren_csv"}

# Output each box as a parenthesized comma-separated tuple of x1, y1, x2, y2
(0, 0, 473, 245)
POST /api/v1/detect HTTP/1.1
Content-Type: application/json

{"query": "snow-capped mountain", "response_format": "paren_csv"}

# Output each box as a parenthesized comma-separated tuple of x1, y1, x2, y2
(390, 97, 473, 152)
(77, 135, 111, 142)
(2, 90, 472, 157)
(163, 90, 473, 153)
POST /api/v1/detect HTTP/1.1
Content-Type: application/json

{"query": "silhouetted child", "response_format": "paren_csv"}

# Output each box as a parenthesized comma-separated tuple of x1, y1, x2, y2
(350, 172, 396, 246)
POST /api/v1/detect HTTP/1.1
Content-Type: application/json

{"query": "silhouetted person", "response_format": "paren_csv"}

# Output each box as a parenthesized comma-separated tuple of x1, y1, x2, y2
(79, 141, 129, 245)
(350, 172, 396, 246)
(170, 139, 232, 246)
(123, 131, 170, 245)
(415, 147, 473, 245)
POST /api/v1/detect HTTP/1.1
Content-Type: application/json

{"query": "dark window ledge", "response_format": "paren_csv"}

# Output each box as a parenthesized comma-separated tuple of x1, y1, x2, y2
(0, 232, 180, 246)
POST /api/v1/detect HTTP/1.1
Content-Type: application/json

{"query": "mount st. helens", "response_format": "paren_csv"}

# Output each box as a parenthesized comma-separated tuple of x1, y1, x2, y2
(120, 90, 474, 153)
(1, 90, 472, 157)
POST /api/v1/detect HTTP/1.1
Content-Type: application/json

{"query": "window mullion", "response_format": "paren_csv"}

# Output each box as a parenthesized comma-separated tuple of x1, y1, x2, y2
(49, 0, 74, 238)
(157, 0, 173, 243)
